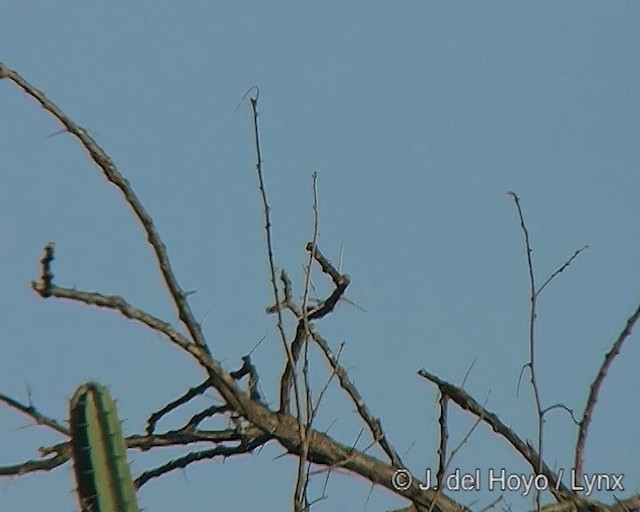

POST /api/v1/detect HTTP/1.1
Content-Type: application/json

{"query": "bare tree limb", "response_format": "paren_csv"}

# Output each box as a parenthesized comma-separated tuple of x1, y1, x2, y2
(0, 62, 210, 354)
(418, 368, 571, 499)
(0, 392, 69, 437)
(574, 299, 640, 481)
(3, 62, 636, 512)
(311, 328, 404, 469)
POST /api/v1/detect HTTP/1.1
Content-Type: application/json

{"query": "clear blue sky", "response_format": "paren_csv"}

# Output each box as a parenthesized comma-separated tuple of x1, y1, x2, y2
(2, 3, 639, 511)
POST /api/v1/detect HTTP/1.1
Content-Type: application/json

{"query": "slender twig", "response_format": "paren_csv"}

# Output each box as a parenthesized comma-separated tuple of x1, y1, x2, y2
(508, 192, 544, 494)
(0, 393, 69, 436)
(246, 93, 311, 512)
(300, 173, 320, 347)
(574, 299, 640, 481)
(0, 453, 69, 477)
(429, 395, 485, 512)
(247, 93, 284, 347)
(135, 435, 270, 488)
(509, 191, 593, 505)
(311, 343, 345, 425)
(537, 246, 588, 297)
(146, 378, 213, 434)
(181, 405, 231, 431)
(294, 172, 320, 511)
(247, 94, 303, 430)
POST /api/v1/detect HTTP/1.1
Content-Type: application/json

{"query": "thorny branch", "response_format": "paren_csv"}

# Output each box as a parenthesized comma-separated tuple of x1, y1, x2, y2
(0, 66, 210, 354)
(508, 191, 546, 501)
(3, 62, 452, 512)
(0, 392, 69, 437)
(1, 62, 638, 512)
(508, 191, 590, 509)
(506, 192, 637, 503)
(418, 368, 571, 500)
(294, 172, 321, 511)
(278, 243, 351, 413)
(574, 299, 640, 481)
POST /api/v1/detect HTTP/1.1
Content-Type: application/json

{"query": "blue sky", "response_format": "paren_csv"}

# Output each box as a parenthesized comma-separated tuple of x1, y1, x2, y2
(1, 3, 639, 511)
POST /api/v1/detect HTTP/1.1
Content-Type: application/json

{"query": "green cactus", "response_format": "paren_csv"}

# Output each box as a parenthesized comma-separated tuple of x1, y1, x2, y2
(69, 382, 140, 512)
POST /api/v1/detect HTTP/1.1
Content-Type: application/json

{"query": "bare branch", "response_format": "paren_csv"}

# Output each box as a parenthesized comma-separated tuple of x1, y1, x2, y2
(508, 191, 545, 494)
(7, 62, 634, 512)
(537, 246, 589, 297)
(278, 243, 351, 413)
(2, 427, 267, 478)
(435, 393, 449, 489)
(247, 94, 303, 425)
(429, 393, 485, 512)
(135, 435, 270, 488)
(31, 281, 192, 351)
(0, 453, 69, 477)
(311, 328, 404, 469)
(574, 299, 640, 481)
(418, 368, 570, 498)
(146, 378, 214, 435)
(0, 392, 69, 437)
(34, 242, 55, 297)
(294, 172, 321, 511)
(0, 62, 210, 353)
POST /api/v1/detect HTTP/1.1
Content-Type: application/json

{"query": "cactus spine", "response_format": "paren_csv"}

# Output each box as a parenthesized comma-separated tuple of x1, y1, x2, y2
(69, 383, 140, 512)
